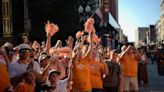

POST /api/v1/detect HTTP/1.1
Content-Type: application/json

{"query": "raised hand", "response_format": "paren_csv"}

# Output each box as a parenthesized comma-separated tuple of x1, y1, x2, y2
(76, 31, 84, 39)
(84, 18, 95, 34)
(93, 34, 100, 45)
(45, 21, 59, 37)
(45, 21, 51, 34)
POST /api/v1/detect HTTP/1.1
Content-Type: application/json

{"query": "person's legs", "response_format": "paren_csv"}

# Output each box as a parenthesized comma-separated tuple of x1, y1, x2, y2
(138, 63, 142, 86)
(122, 76, 130, 92)
(143, 64, 148, 85)
(130, 77, 139, 92)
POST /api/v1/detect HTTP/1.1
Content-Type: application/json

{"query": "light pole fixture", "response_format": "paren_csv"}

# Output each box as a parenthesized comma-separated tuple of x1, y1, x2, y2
(78, 4, 91, 31)
(85, 5, 91, 13)
(78, 5, 84, 14)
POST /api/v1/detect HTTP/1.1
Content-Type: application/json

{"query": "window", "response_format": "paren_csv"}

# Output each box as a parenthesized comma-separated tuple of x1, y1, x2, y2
(3, 20, 6, 33)
(6, 2, 9, 15)
(2, 2, 5, 15)
(7, 19, 10, 32)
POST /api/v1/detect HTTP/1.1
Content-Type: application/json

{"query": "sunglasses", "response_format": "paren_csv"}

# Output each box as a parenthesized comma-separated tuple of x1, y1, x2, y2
(8, 51, 14, 55)
(19, 49, 30, 53)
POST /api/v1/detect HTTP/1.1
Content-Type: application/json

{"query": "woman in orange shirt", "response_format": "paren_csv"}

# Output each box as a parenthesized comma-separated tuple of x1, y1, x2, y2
(89, 48, 109, 92)
(72, 48, 92, 92)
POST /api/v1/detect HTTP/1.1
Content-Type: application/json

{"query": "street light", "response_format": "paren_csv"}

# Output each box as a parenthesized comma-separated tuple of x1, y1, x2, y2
(78, 4, 91, 31)
(85, 5, 91, 13)
(78, 5, 83, 14)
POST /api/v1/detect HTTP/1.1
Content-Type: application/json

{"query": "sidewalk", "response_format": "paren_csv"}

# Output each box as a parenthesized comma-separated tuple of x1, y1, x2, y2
(139, 63, 164, 92)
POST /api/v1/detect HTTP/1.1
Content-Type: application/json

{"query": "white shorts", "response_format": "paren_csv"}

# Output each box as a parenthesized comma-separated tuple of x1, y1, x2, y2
(122, 76, 139, 91)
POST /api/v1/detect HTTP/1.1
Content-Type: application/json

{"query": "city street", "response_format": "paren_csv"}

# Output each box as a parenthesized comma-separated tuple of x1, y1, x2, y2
(139, 61, 164, 92)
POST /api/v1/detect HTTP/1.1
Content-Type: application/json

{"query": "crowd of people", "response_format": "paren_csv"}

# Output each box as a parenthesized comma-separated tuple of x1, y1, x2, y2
(0, 18, 151, 92)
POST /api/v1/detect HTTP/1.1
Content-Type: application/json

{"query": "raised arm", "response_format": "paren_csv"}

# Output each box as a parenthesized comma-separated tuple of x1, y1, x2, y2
(45, 32, 52, 54)
(67, 59, 73, 81)
(84, 32, 93, 58)
(119, 45, 131, 59)
(44, 21, 59, 54)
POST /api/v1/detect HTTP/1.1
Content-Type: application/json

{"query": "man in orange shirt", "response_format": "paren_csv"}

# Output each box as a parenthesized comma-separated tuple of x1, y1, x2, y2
(118, 45, 141, 92)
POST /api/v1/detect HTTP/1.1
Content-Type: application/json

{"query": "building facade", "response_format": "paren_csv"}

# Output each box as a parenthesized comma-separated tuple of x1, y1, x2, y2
(0, 0, 121, 47)
(0, 0, 2, 37)
(135, 27, 149, 47)
(2, 0, 13, 37)
(108, 0, 118, 22)
(156, 0, 164, 44)
(156, 20, 162, 44)
(98, 0, 120, 48)
(148, 25, 157, 44)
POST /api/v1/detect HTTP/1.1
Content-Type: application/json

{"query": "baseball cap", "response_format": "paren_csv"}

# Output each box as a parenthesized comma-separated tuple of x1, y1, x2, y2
(3, 42, 14, 55)
(18, 44, 31, 51)
(38, 54, 50, 63)
(49, 69, 60, 77)
(3, 42, 13, 48)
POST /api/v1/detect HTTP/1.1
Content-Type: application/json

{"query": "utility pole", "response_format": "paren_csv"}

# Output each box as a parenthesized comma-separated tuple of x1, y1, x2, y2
(24, 0, 29, 36)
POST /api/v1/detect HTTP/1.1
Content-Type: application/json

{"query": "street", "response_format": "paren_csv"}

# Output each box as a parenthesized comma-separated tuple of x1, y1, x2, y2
(139, 61, 164, 92)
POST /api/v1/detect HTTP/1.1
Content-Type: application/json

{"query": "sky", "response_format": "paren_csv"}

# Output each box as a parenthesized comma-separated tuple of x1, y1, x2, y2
(119, 0, 160, 42)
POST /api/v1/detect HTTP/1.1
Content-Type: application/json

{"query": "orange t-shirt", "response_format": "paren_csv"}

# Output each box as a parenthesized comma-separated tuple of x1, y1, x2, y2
(120, 54, 139, 77)
(72, 56, 92, 91)
(89, 60, 105, 89)
(0, 63, 10, 92)
(14, 82, 35, 92)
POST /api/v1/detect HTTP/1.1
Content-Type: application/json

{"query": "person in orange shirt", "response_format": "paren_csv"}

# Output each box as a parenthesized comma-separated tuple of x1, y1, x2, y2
(89, 48, 109, 92)
(14, 71, 35, 92)
(0, 63, 10, 92)
(72, 48, 92, 92)
(118, 45, 141, 92)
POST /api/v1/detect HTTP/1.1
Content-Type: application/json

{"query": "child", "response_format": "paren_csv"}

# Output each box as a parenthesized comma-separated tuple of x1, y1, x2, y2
(48, 59, 72, 92)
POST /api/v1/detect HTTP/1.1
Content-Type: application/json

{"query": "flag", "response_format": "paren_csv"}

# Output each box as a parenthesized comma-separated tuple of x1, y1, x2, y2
(95, 8, 103, 21)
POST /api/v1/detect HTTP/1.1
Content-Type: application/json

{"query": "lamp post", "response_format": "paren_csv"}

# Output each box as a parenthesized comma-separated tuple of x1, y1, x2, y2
(78, 4, 91, 31)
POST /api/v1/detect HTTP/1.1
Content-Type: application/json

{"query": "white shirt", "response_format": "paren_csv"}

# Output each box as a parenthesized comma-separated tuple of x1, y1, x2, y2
(56, 78, 69, 92)
(8, 60, 28, 78)
(141, 54, 146, 61)
(33, 60, 41, 73)
(51, 78, 69, 92)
